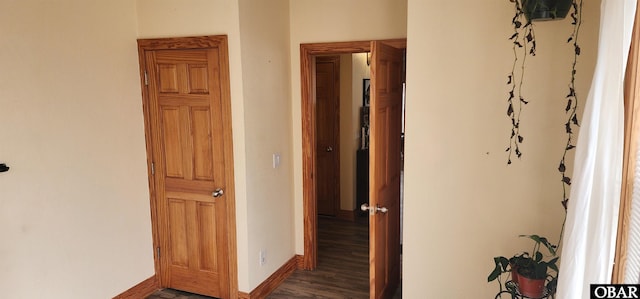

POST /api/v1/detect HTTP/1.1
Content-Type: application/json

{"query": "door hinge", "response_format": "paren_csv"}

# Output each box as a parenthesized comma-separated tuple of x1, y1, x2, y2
(156, 247, 160, 259)
(144, 70, 149, 86)
(151, 162, 155, 175)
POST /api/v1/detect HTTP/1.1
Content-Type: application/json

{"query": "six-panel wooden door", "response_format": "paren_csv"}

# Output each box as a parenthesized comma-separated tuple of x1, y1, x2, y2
(315, 56, 340, 216)
(139, 36, 234, 299)
(369, 40, 403, 299)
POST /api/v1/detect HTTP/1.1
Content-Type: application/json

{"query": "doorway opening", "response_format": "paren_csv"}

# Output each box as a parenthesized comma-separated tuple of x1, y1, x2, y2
(300, 39, 406, 298)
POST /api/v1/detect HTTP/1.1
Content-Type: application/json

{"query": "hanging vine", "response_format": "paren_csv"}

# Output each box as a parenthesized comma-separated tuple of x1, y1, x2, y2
(559, 0, 582, 211)
(491, 0, 584, 295)
(505, 1, 584, 210)
(506, 0, 536, 165)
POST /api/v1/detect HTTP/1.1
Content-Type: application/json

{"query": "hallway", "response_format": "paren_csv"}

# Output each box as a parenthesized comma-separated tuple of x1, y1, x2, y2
(147, 216, 401, 298)
(268, 216, 372, 298)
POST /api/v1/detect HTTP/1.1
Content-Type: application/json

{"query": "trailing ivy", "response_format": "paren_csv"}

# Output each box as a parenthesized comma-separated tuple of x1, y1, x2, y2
(559, 0, 582, 211)
(506, 0, 536, 165)
(494, 1, 583, 294)
(504, 0, 583, 212)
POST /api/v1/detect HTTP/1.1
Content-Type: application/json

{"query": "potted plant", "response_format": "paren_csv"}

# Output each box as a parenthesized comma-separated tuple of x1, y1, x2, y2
(493, 1, 582, 297)
(488, 235, 559, 298)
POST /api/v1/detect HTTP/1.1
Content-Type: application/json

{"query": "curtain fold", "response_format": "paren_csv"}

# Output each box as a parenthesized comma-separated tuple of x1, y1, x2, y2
(556, 0, 637, 298)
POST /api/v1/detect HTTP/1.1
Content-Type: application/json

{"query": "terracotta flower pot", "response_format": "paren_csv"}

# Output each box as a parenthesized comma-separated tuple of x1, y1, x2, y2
(510, 263, 520, 284)
(518, 275, 546, 298)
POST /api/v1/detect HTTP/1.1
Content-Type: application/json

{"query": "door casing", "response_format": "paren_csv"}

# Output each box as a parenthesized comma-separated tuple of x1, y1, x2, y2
(300, 39, 406, 271)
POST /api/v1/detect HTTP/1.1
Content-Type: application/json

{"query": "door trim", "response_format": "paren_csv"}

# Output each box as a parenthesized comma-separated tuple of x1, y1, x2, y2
(137, 35, 239, 298)
(300, 39, 406, 270)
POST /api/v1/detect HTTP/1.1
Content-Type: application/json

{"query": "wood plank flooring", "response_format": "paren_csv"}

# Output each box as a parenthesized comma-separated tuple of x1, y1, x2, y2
(147, 216, 401, 299)
(267, 216, 372, 298)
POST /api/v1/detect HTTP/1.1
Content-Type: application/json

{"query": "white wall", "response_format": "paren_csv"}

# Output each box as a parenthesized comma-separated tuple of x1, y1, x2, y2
(290, 0, 408, 254)
(0, 1, 153, 298)
(402, 0, 600, 297)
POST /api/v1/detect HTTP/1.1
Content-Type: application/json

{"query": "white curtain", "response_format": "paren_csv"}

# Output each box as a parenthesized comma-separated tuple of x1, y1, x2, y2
(557, 1, 636, 298)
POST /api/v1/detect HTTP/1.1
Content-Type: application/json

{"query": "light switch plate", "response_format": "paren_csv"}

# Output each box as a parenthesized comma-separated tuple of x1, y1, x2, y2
(272, 153, 281, 169)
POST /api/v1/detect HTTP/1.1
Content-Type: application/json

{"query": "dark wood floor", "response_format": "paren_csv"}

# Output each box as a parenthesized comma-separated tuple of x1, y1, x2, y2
(268, 216, 372, 298)
(147, 216, 401, 299)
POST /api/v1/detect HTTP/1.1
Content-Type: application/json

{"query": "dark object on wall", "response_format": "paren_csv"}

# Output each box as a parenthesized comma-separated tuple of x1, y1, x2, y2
(361, 107, 370, 149)
(523, 0, 572, 21)
(356, 149, 369, 217)
(363, 78, 370, 107)
(0, 163, 9, 172)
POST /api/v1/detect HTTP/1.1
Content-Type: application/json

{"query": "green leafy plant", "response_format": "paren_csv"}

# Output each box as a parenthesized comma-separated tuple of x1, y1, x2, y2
(495, 0, 583, 297)
(488, 235, 559, 297)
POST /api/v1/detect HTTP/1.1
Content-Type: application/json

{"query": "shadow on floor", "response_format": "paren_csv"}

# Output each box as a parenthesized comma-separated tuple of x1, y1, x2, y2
(147, 288, 217, 299)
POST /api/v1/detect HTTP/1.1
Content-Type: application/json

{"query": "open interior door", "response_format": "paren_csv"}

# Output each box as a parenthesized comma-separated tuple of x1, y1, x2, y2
(366, 41, 404, 298)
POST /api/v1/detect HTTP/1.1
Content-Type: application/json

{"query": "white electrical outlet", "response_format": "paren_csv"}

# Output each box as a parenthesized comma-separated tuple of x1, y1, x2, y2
(259, 250, 267, 266)
(272, 153, 281, 169)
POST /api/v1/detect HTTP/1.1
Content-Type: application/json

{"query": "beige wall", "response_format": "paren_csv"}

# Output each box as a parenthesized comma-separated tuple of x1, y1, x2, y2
(290, 0, 408, 254)
(238, 0, 295, 290)
(336, 52, 374, 213)
(136, 0, 255, 291)
(338, 53, 371, 212)
(337, 53, 371, 212)
(0, 0, 293, 295)
(0, 0, 604, 297)
(0, 1, 153, 298)
(402, 0, 600, 297)
(137, 0, 295, 292)
(339, 54, 355, 211)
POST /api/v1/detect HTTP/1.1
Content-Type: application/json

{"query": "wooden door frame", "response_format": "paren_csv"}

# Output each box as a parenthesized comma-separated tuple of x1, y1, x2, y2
(137, 35, 239, 298)
(300, 39, 406, 270)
